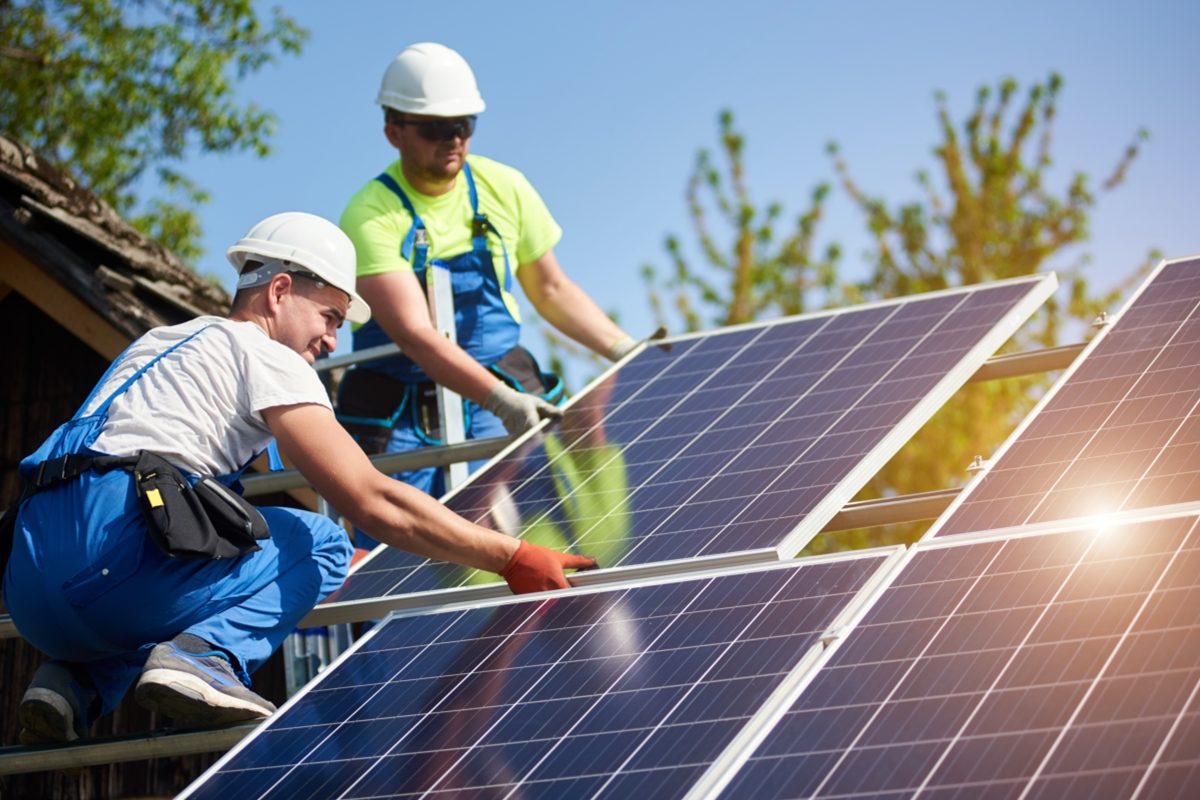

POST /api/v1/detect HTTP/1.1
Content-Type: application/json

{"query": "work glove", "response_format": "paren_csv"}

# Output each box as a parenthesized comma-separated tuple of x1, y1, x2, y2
(500, 539, 599, 594)
(606, 326, 668, 362)
(606, 335, 638, 362)
(482, 383, 562, 436)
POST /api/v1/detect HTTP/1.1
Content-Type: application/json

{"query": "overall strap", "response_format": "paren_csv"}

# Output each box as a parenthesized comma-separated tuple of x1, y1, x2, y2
(26, 452, 139, 494)
(374, 172, 429, 274)
(30, 325, 213, 493)
(71, 340, 137, 419)
(462, 162, 514, 294)
(84, 325, 213, 420)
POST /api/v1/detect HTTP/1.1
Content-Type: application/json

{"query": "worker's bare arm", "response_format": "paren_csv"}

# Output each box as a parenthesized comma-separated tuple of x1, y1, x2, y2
(356, 270, 499, 403)
(262, 402, 517, 572)
(517, 249, 629, 358)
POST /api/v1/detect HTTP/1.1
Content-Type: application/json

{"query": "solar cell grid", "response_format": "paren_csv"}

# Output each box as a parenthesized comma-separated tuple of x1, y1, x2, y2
(935, 256, 1200, 537)
(180, 553, 895, 800)
(719, 511, 1200, 799)
(329, 277, 1054, 611)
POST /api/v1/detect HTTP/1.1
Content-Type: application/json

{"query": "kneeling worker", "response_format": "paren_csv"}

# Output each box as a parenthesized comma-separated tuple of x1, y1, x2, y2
(2, 211, 595, 745)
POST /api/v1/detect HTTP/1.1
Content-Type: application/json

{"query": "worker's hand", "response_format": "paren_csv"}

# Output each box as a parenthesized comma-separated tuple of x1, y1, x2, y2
(606, 326, 667, 362)
(482, 383, 562, 436)
(606, 335, 638, 362)
(501, 539, 599, 594)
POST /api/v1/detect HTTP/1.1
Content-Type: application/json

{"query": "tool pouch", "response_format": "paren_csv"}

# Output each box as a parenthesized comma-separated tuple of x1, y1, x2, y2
(132, 451, 269, 560)
(488, 346, 565, 406)
(337, 368, 410, 455)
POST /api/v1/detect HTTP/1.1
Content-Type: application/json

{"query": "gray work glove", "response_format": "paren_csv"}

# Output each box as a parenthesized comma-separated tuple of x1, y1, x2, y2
(606, 335, 638, 362)
(606, 326, 669, 362)
(482, 383, 563, 435)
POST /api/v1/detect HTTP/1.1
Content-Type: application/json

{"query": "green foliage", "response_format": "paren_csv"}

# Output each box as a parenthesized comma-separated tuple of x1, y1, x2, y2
(804, 73, 1157, 555)
(0, 0, 308, 261)
(642, 110, 842, 332)
(828, 73, 1151, 342)
(642, 78, 1156, 556)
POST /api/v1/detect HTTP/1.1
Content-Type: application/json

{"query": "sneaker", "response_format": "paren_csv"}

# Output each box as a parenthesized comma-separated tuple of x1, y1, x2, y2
(134, 641, 276, 726)
(19, 661, 94, 745)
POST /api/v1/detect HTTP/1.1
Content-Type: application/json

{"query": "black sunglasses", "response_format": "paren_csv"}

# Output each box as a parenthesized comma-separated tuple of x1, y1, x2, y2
(286, 269, 328, 287)
(395, 115, 477, 142)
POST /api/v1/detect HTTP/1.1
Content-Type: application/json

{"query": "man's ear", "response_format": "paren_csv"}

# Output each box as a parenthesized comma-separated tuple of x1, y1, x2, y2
(265, 272, 295, 314)
(384, 122, 404, 150)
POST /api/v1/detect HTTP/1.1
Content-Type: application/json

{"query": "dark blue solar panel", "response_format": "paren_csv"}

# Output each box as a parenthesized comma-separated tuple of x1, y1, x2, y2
(335, 277, 1054, 606)
(936, 257, 1200, 537)
(180, 553, 892, 800)
(721, 512, 1200, 799)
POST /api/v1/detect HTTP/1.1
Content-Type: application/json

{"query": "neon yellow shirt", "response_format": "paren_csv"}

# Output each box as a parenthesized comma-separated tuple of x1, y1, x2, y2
(339, 154, 562, 325)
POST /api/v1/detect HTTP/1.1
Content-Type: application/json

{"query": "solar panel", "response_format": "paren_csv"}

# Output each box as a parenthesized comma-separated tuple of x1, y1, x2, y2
(932, 256, 1200, 538)
(718, 507, 1200, 799)
(318, 276, 1055, 618)
(179, 550, 900, 799)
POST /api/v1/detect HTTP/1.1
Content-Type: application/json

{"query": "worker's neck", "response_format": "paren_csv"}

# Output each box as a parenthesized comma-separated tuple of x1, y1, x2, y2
(400, 162, 457, 197)
(228, 306, 269, 335)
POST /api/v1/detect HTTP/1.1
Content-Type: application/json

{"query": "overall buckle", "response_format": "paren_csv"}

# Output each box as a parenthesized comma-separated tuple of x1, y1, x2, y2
(33, 454, 89, 490)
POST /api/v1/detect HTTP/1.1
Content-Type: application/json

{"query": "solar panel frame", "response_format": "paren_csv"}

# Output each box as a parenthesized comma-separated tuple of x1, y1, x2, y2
(926, 255, 1200, 540)
(712, 501, 1200, 799)
(180, 547, 906, 800)
(305, 274, 1057, 627)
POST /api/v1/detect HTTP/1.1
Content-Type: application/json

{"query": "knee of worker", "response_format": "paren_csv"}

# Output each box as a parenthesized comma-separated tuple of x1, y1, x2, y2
(258, 507, 353, 595)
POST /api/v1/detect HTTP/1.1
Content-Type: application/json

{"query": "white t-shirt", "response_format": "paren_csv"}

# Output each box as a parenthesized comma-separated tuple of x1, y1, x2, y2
(83, 316, 331, 476)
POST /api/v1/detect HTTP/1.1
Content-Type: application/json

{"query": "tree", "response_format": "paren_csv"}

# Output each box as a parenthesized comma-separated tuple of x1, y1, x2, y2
(641, 110, 842, 333)
(533, 110, 839, 392)
(642, 77, 1155, 554)
(830, 73, 1149, 344)
(816, 73, 1156, 552)
(0, 0, 307, 262)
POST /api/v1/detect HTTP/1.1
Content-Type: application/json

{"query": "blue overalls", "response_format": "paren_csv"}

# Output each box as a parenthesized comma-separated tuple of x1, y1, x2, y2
(3, 326, 352, 720)
(343, 163, 555, 503)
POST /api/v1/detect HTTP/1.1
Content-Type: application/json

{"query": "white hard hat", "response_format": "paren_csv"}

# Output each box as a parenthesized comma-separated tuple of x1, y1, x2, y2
(227, 212, 371, 324)
(376, 42, 486, 117)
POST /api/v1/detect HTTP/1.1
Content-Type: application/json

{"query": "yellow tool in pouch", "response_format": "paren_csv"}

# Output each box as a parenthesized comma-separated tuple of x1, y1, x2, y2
(131, 450, 268, 560)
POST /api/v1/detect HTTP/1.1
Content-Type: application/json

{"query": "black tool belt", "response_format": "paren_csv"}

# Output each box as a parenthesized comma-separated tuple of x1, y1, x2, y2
(7, 450, 269, 562)
(337, 345, 565, 454)
(2, 453, 137, 571)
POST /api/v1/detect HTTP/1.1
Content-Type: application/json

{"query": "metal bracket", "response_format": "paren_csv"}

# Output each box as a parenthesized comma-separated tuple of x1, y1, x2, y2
(819, 627, 846, 648)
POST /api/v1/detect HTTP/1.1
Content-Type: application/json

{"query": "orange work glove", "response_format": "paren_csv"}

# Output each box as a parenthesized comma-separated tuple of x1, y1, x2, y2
(500, 539, 599, 594)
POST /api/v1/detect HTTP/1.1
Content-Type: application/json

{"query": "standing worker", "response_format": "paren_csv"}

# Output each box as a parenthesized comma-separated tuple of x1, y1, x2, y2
(2, 212, 595, 745)
(338, 42, 638, 506)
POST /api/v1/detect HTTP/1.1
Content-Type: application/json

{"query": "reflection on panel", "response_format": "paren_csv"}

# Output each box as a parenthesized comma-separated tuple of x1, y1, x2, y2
(723, 513, 1200, 798)
(937, 257, 1200, 537)
(181, 555, 890, 799)
(339, 277, 1052, 603)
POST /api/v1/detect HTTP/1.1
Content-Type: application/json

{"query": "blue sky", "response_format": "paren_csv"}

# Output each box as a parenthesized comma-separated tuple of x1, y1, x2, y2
(186, 0, 1199, 378)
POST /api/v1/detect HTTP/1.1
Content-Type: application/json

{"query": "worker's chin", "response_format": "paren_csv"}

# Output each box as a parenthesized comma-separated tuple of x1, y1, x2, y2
(436, 153, 465, 175)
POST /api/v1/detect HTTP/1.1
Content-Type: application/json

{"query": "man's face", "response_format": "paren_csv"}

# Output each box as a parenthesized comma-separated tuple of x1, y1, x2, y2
(274, 275, 348, 364)
(386, 113, 474, 186)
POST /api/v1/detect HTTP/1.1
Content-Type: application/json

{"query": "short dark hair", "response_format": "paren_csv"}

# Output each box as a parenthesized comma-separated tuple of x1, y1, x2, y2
(383, 107, 404, 126)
